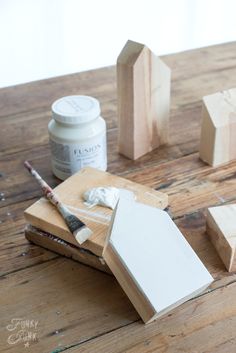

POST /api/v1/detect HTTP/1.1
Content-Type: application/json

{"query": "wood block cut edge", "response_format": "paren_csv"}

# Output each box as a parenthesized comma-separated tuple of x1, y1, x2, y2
(206, 208, 236, 272)
(25, 224, 111, 274)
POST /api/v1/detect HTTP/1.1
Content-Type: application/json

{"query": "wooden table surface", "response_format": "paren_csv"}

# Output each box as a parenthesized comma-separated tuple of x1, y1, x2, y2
(1, 42, 236, 353)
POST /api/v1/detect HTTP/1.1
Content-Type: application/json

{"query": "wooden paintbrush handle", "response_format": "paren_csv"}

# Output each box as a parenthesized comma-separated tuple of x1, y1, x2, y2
(24, 161, 61, 207)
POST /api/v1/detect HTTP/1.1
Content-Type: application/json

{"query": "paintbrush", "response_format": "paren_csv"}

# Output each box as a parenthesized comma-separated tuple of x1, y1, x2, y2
(24, 161, 92, 244)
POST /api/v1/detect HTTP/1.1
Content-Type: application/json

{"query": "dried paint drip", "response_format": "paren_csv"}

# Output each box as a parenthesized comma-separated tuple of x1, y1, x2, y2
(83, 187, 135, 209)
(0, 192, 5, 201)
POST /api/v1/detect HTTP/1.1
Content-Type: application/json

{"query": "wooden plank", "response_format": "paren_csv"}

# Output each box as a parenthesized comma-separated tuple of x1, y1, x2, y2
(0, 254, 235, 352)
(24, 167, 168, 257)
(0, 199, 39, 241)
(0, 102, 116, 157)
(66, 281, 236, 353)
(128, 163, 236, 224)
(126, 155, 236, 218)
(1, 152, 236, 258)
(2, 145, 236, 216)
(0, 243, 57, 277)
(0, 199, 60, 276)
(0, 195, 232, 280)
(0, 131, 193, 209)
(25, 225, 111, 274)
(0, 106, 199, 174)
(0, 258, 138, 353)
(0, 67, 116, 118)
(2, 151, 236, 243)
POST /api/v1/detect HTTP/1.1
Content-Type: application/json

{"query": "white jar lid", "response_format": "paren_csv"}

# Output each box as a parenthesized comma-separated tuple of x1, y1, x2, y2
(52, 95, 101, 124)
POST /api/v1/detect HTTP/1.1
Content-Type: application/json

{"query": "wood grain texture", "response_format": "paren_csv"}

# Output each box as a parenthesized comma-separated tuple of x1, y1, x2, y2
(206, 204, 236, 272)
(67, 281, 236, 353)
(117, 40, 170, 159)
(1, 42, 236, 352)
(199, 89, 236, 166)
(24, 167, 167, 257)
(25, 225, 111, 274)
(0, 258, 138, 353)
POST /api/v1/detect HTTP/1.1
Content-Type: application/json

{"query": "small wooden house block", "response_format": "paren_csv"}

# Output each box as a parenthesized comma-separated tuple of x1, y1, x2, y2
(199, 89, 236, 166)
(103, 197, 213, 323)
(206, 204, 236, 272)
(117, 40, 171, 160)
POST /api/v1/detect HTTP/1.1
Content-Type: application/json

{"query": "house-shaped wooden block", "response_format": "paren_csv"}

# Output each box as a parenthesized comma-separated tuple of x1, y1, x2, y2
(117, 40, 171, 160)
(206, 204, 236, 272)
(103, 197, 213, 323)
(199, 89, 236, 166)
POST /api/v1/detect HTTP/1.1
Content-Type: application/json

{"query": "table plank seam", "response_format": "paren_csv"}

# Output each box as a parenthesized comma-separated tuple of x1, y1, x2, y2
(49, 280, 236, 352)
(0, 255, 59, 278)
(47, 318, 141, 353)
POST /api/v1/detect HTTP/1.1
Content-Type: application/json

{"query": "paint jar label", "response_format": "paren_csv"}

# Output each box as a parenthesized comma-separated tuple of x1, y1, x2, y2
(50, 132, 107, 179)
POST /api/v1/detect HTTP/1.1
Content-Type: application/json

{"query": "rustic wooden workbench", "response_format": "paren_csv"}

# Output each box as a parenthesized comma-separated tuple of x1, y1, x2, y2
(0, 42, 236, 352)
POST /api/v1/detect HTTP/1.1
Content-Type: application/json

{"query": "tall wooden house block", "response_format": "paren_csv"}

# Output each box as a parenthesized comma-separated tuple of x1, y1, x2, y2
(117, 40, 171, 160)
(199, 89, 236, 166)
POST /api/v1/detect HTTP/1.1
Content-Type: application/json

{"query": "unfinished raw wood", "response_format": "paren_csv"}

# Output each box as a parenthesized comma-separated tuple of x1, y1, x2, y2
(3, 42, 236, 352)
(117, 40, 171, 160)
(25, 224, 111, 274)
(199, 88, 236, 166)
(206, 204, 236, 272)
(103, 197, 213, 324)
(24, 167, 168, 258)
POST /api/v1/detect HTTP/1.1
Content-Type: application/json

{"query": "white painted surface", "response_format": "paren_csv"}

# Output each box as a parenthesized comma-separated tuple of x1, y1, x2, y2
(83, 187, 120, 209)
(1, 0, 236, 87)
(83, 187, 135, 209)
(110, 197, 213, 313)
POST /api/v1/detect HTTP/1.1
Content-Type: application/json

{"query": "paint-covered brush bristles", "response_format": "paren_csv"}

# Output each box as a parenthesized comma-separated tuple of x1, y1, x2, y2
(24, 160, 92, 244)
(58, 205, 93, 244)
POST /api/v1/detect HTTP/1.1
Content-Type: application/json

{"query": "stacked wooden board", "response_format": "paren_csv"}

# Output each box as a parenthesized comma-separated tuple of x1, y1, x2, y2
(24, 167, 168, 273)
(24, 167, 214, 324)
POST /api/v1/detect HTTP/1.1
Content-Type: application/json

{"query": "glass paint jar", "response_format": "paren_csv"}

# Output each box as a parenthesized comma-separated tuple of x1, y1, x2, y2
(48, 95, 107, 180)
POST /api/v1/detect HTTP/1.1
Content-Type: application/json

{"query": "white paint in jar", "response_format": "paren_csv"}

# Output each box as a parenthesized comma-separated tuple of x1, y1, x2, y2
(48, 95, 107, 180)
